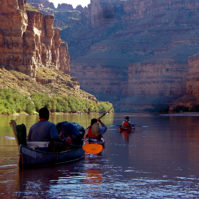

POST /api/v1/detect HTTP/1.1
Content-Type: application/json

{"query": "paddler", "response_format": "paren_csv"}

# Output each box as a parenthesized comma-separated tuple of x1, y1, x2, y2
(28, 107, 64, 151)
(28, 107, 59, 142)
(122, 116, 134, 128)
(84, 118, 107, 143)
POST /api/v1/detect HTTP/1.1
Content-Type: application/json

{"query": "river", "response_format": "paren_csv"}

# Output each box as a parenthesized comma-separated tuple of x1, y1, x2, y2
(0, 113, 199, 199)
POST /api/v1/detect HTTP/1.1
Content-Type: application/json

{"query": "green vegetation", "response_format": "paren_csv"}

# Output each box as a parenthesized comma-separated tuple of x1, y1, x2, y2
(0, 88, 35, 114)
(0, 67, 113, 115)
(25, 3, 40, 12)
(0, 88, 113, 115)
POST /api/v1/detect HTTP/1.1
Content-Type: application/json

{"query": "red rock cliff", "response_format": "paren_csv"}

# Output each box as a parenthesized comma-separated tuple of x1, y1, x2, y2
(65, 0, 199, 111)
(0, 0, 70, 77)
(128, 62, 186, 97)
(28, 0, 199, 111)
(187, 53, 199, 98)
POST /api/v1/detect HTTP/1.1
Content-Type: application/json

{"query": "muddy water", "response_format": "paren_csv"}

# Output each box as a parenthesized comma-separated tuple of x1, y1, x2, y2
(1, 113, 199, 198)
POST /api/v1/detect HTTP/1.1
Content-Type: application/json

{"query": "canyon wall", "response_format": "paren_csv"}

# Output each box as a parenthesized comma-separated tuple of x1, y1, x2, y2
(126, 62, 187, 111)
(167, 53, 199, 112)
(89, 0, 199, 27)
(27, 0, 199, 111)
(68, 0, 199, 111)
(71, 63, 127, 101)
(128, 62, 186, 97)
(0, 0, 70, 77)
(187, 54, 199, 98)
(71, 60, 187, 111)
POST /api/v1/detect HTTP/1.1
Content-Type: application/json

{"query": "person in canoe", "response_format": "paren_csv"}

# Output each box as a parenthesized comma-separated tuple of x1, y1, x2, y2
(28, 107, 59, 141)
(28, 107, 63, 151)
(120, 116, 135, 132)
(84, 118, 107, 144)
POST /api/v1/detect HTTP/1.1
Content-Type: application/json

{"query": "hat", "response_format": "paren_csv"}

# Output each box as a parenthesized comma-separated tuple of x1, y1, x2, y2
(125, 116, 129, 120)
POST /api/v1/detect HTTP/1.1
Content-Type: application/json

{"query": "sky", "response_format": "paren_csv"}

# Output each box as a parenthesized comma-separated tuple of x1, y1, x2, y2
(49, 0, 91, 8)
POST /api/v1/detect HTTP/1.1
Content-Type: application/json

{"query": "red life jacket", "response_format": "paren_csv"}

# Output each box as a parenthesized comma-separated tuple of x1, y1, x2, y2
(88, 127, 99, 139)
(122, 121, 131, 127)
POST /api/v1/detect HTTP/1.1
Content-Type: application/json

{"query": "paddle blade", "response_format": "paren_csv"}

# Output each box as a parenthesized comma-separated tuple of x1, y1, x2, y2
(82, 143, 103, 155)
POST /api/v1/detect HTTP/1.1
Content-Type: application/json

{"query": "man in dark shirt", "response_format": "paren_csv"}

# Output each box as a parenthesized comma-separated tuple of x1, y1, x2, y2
(28, 107, 59, 141)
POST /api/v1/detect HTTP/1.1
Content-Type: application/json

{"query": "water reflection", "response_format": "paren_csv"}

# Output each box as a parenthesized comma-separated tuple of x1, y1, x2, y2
(1, 112, 114, 138)
(0, 152, 18, 199)
(16, 162, 86, 198)
(84, 168, 102, 184)
(167, 115, 199, 175)
(1, 113, 199, 198)
(15, 156, 106, 198)
(83, 155, 103, 184)
(119, 129, 135, 143)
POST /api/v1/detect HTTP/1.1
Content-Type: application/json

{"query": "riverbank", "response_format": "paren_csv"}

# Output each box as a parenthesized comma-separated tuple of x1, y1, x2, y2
(0, 67, 113, 115)
(3, 110, 114, 117)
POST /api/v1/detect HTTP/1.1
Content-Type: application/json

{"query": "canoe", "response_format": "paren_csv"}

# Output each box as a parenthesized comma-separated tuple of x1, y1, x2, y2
(19, 143, 85, 168)
(10, 120, 85, 169)
(87, 137, 105, 146)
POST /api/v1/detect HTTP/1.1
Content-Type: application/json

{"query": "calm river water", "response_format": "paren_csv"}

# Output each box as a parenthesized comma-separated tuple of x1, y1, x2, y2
(0, 113, 199, 199)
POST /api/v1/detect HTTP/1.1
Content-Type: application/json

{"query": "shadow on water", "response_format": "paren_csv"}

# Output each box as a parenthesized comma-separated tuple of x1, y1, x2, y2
(15, 155, 107, 198)
(15, 161, 84, 198)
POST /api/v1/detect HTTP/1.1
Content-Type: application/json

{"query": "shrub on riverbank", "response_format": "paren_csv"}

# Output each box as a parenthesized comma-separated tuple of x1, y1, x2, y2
(0, 88, 113, 114)
(0, 88, 35, 114)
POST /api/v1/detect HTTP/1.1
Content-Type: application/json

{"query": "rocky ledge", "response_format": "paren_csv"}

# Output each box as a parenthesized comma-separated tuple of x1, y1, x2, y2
(0, 0, 70, 77)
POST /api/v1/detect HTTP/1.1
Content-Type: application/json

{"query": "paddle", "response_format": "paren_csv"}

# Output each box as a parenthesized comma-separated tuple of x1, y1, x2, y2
(84, 106, 113, 131)
(82, 106, 112, 155)
(98, 106, 113, 119)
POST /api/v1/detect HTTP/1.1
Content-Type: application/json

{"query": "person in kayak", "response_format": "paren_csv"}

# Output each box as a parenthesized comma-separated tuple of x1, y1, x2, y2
(122, 116, 134, 128)
(28, 107, 59, 142)
(84, 118, 107, 142)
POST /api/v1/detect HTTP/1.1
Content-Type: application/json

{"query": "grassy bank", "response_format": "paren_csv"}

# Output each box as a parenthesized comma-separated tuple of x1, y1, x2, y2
(0, 88, 112, 115)
(0, 67, 113, 114)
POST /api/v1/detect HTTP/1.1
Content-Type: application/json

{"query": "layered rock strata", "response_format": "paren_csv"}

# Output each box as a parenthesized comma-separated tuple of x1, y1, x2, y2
(28, 0, 199, 111)
(128, 62, 186, 97)
(187, 54, 199, 98)
(89, 0, 199, 27)
(0, 0, 70, 78)
(71, 63, 127, 102)
(68, 0, 199, 111)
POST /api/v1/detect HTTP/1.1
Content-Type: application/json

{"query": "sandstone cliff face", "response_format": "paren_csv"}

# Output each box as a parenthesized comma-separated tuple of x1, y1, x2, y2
(128, 62, 186, 97)
(88, 0, 199, 27)
(0, 0, 29, 74)
(71, 63, 126, 101)
(122, 0, 199, 20)
(79, 0, 199, 43)
(0, 0, 70, 78)
(28, 0, 199, 111)
(66, 0, 199, 111)
(187, 54, 199, 98)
